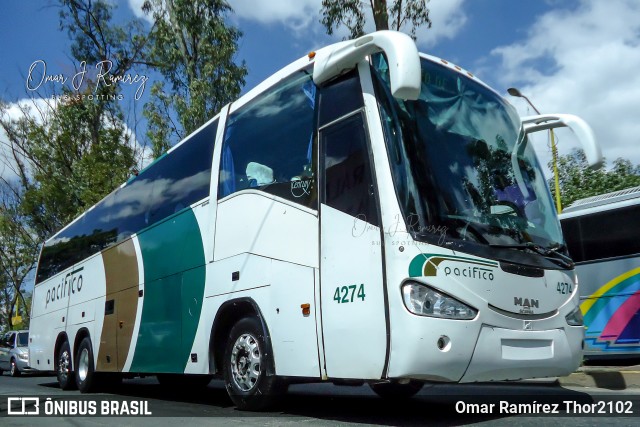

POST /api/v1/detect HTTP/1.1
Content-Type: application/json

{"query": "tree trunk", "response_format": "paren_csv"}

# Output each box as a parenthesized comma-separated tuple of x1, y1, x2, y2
(372, 0, 389, 31)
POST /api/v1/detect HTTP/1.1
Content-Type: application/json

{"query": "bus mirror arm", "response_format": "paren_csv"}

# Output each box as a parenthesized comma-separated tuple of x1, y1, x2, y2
(521, 114, 603, 169)
(313, 30, 422, 100)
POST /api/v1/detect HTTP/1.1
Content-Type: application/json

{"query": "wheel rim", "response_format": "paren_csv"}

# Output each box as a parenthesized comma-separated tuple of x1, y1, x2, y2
(58, 349, 70, 382)
(78, 348, 90, 382)
(230, 333, 261, 392)
(11, 361, 16, 375)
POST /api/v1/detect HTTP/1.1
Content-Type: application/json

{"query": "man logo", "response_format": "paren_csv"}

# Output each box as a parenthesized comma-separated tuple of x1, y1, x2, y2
(7, 397, 40, 415)
(513, 297, 539, 309)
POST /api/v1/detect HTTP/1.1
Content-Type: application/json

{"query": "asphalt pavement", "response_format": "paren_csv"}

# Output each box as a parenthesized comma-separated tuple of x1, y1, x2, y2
(557, 363, 640, 390)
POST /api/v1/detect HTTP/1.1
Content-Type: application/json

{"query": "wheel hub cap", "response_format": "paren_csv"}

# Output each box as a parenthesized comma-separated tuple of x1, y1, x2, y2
(78, 348, 90, 381)
(59, 350, 70, 382)
(230, 334, 261, 391)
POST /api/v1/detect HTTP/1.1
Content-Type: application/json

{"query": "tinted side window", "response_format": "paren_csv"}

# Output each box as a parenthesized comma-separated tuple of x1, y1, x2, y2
(579, 204, 640, 262)
(561, 217, 584, 262)
(218, 68, 317, 208)
(144, 121, 217, 224)
(318, 69, 364, 126)
(321, 113, 379, 226)
(36, 120, 218, 284)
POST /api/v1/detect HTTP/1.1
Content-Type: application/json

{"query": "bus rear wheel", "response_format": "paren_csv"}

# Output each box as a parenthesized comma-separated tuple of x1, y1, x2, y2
(369, 380, 423, 399)
(76, 337, 97, 393)
(223, 317, 282, 411)
(57, 340, 76, 390)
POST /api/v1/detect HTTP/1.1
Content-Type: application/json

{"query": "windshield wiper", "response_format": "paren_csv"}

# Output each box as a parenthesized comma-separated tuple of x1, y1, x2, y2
(489, 242, 574, 269)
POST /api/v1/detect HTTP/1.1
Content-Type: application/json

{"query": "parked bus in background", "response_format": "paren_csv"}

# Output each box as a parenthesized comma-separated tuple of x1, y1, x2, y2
(29, 31, 602, 410)
(559, 186, 640, 360)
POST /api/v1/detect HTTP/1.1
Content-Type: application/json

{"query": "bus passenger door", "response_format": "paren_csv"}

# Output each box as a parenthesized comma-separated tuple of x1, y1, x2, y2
(319, 112, 387, 379)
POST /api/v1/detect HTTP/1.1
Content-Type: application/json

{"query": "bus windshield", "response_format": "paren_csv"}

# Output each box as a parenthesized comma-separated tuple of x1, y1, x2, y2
(373, 55, 563, 255)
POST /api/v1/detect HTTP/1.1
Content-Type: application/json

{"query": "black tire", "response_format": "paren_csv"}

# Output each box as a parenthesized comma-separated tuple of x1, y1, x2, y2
(157, 374, 213, 389)
(10, 359, 21, 377)
(75, 337, 97, 393)
(223, 317, 282, 411)
(57, 340, 76, 390)
(370, 380, 423, 399)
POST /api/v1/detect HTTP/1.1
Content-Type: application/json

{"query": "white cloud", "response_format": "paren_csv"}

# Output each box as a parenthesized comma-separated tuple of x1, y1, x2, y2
(414, 0, 467, 49)
(491, 0, 640, 174)
(127, 0, 153, 24)
(229, 0, 320, 31)
(228, 0, 467, 45)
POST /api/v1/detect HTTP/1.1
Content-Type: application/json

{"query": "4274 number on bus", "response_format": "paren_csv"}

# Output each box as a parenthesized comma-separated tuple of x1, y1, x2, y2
(334, 284, 366, 304)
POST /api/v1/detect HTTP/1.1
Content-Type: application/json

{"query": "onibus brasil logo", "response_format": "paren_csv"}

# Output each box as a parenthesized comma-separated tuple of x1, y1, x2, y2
(409, 253, 498, 281)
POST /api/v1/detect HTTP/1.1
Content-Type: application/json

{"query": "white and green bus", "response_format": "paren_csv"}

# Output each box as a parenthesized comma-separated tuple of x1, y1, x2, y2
(29, 31, 602, 410)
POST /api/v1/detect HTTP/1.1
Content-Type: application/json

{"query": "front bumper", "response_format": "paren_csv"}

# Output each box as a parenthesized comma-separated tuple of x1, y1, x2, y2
(460, 325, 582, 382)
(15, 358, 36, 372)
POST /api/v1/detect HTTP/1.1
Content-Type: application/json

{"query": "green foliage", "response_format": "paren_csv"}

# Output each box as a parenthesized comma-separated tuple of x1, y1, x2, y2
(0, 1, 143, 325)
(0, 186, 37, 330)
(60, 0, 148, 74)
(551, 148, 640, 208)
(142, 0, 247, 156)
(321, 0, 432, 40)
(17, 94, 136, 238)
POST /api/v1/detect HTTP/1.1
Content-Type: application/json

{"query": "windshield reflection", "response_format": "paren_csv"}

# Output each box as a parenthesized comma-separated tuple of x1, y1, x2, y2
(372, 54, 564, 256)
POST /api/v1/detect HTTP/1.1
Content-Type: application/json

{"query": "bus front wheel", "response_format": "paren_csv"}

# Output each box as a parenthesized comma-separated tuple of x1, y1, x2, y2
(223, 316, 282, 411)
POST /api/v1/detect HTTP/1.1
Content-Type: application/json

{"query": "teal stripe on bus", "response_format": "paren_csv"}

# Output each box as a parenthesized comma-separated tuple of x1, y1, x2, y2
(130, 208, 206, 373)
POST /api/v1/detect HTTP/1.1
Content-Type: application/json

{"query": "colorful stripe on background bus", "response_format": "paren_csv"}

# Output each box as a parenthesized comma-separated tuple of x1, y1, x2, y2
(581, 267, 640, 351)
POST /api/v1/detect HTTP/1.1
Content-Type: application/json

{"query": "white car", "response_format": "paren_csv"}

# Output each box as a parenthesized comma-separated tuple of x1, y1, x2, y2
(0, 330, 33, 376)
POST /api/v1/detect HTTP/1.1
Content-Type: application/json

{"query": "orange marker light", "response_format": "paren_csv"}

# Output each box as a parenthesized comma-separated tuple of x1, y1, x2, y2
(308, 51, 316, 60)
(301, 303, 311, 316)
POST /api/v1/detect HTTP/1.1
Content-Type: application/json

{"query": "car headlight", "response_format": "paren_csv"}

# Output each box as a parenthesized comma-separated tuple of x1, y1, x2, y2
(565, 305, 584, 326)
(402, 282, 477, 320)
(18, 353, 29, 361)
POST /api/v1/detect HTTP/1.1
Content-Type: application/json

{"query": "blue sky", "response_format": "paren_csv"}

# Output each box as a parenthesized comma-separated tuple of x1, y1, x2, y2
(2, 0, 640, 177)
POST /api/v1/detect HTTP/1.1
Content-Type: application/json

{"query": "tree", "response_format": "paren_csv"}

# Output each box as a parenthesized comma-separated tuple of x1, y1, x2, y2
(141, 0, 247, 156)
(0, 91, 138, 240)
(0, 185, 37, 331)
(0, 0, 146, 240)
(320, 0, 432, 40)
(551, 149, 640, 208)
(60, 0, 150, 82)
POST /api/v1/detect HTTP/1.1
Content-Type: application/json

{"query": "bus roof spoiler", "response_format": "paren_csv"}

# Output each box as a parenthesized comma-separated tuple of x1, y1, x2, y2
(522, 114, 603, 169)
(313, 30, 421, 100)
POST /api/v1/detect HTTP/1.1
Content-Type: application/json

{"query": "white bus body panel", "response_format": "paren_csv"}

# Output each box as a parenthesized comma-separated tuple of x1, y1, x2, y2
(213, 192, 321, 377)
(320, 205, 387, 379)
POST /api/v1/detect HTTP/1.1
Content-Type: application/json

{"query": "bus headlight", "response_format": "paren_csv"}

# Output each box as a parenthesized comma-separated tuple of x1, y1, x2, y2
(565, 305, 584, 326)
(402, 282, 477, 320)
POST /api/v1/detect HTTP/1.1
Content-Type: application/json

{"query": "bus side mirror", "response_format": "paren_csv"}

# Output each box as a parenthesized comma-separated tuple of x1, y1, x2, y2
(521, 114, 603, 169)
(313, 30, 421, 100)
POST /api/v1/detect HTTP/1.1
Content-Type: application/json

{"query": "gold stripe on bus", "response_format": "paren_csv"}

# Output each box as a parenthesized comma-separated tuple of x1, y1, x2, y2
(97, 239, 140, 372)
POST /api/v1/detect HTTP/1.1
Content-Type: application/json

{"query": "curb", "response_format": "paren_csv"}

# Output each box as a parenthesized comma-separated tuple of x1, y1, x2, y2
(557, 366, 640, 390)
